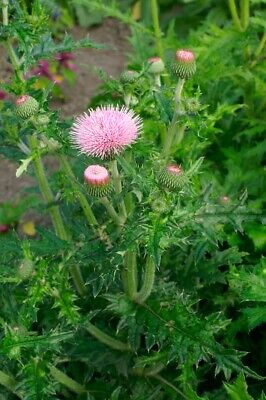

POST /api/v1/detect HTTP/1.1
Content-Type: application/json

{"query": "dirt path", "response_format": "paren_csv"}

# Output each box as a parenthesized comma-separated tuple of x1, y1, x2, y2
(0, 19, 129, 205)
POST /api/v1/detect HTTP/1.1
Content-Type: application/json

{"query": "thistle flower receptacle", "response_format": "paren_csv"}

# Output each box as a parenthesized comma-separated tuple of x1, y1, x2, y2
(148, 57, 165, 74)
(158, 164, 185, 191)
(71, 105, 142, 159)
(16, 95, 39, 119)
(172, 49, 196, 80)
(84, 165, 113, 197)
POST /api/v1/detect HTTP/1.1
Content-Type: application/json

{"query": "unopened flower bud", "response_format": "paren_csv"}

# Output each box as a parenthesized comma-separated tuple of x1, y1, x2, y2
(17, 259, 34, 280)
(33, 114, 50, 126)
(84, 165, 113, 197)
(148, 57, 165, 74)
(16, 95, 39, 119)
(120, 70, 139, 84)
(158, 164, 185, 190)
(172, 49, 196, 79)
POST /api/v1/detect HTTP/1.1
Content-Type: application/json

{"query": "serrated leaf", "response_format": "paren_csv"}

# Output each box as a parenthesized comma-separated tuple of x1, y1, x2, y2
(16, 157, 32, 178)
(224, 374, 254, 400)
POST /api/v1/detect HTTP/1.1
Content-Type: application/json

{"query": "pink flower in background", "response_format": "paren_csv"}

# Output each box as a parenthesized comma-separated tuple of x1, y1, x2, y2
(0, 90, 7, 100)
(71, 105, 142, 159)
(56, 52, 77, 71)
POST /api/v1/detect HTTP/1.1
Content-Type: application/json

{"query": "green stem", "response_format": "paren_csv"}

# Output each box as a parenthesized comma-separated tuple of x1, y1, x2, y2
(0, 370, 22, 399)
(100, 197, 124, 226)
(50, 366, 86, 395)
(124, 249, 138, 299)
(134, 256, 155, 304)
(59, 155, 112, 248)
(240, 0, 250, 31)
(150, 0, 164, 60)
(255, 32, 266, 58)
(163, 78, 185, 157)
(29, 135, 69, 240)
(28, 136, 87, 297)
(124, 92, 132, 108)
(110, 159, 127, 221)
(86, 322, 131, 352)
(152, 374, 188, 400)
(59, 155, 98, 227)
(2, 0, 24, 81)
(69, 265, 87, 297)
(154, 73, 161, 87)
(228, 0, 243, 31)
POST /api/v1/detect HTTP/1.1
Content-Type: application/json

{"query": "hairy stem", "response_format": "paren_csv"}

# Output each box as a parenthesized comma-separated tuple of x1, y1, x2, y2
(110, 159, 127, 221)
(28, 136, 87, 296)
(150, 0, 164, 60)
(2, 0, 24, 81)
(240, 0, 250, 31)
(0, 370, 22, 399)
(59, 155, 112, 248)
(134, 256, 155, 304)
(228, 0, 243, 31)
(124, 249, 138, 299)
(154, 73, 161, 87)
(86, 322, 131, 352)
(29, 136, 69, 240)
(50, 366, 86, 395)
(163, 78, 185, 157)
(152, 374, 188, 399)
(100, 197, 124, 226)
(59, 155, 98, 227)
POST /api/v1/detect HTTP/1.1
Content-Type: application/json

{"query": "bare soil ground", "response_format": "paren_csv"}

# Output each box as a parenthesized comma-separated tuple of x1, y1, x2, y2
(0, 19, 129, 207)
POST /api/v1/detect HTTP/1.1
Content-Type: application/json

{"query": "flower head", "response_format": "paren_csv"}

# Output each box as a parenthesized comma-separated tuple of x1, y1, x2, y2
(84, 165, 112, 197)
(158, 164, 185, 191)
(15, 95, 39, 119)
(71, 105, 142, 159)
(148, 57, 165, 74)
(172, 49, 196, 79)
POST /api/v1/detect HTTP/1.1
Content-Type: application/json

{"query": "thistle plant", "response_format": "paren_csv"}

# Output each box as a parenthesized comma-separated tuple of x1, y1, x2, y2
(0, 0, 265, 399)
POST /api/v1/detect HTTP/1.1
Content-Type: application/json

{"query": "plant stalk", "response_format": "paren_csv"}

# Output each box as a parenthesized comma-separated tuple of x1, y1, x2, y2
(110, 159, 127, 221)
(2, 0, 24, 81)
(59, 155, 112, 248)
(99, 197, 124, 226)
(28, 135, 69, 240)
(228, 0, 243, 31)
(28, 136, 87, 296)
(59, 155, 98, 227)
(86, 322, 131, 352)
(50, 366, 86, 395)
(240, 0, 250, 31)
(163, 78, 185, 156)
(134, 256, 155, 304)
(124, 249, 138, 299)
(0, 370, 22, 399)
(150, 0, 164, 60)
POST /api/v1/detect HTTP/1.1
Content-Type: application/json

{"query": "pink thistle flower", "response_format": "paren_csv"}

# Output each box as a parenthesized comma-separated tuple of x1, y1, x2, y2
(84, 165, 110, 186)
(71, 105, 142, 159)
(16, 95, 29, 105)
(175, 49, 195, 63)
(167, 164, 182, 175)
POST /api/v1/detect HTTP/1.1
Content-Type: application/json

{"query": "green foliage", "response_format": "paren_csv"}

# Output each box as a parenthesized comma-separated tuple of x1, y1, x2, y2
(0, 0, 265, 399)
